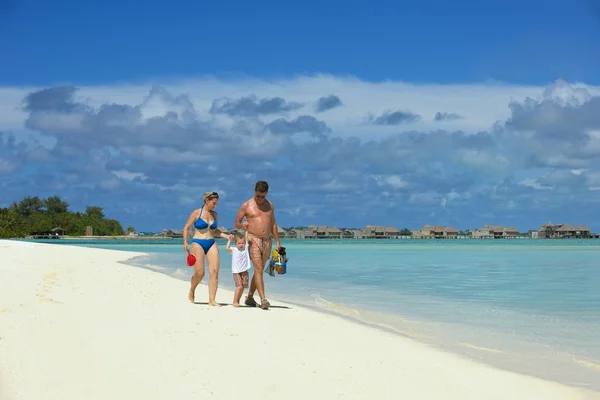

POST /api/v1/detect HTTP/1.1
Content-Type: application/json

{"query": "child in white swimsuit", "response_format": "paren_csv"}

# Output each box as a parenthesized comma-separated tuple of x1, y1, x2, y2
(226, 232, 251, 307)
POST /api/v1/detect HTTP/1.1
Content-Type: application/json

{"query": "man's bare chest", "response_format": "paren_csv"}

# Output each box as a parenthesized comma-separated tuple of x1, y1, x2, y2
(248, 205, 272, 219)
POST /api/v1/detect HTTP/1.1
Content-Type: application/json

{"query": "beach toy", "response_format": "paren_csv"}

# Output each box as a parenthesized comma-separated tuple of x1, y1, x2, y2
(268, 247, 288, 276)
(186, 252, 196, 267)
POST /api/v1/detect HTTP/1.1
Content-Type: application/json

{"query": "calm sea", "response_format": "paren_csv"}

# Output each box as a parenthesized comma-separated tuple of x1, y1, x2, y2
(29, 238, 600, 391)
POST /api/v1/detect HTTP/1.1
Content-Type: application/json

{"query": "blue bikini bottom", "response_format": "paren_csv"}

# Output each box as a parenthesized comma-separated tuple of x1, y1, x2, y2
(192, 238, 215, 254)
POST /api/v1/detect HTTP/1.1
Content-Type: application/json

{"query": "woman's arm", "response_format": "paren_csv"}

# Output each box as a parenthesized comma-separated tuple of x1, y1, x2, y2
(182, 209, 199, 252)
(213, 229, 231, 239)
(211, 211, 233, 240)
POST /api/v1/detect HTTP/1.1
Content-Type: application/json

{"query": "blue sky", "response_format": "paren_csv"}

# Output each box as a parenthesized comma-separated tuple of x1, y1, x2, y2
(1, 0, 600, 232)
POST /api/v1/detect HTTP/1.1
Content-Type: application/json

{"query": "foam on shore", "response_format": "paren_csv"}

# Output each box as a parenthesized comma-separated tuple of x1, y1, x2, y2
(1, 240, 599, 400)
(125, 253, 600, 391)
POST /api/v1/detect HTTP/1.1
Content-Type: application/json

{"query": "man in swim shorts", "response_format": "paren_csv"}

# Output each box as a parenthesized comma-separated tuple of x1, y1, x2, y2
(234, 180, 282, 310)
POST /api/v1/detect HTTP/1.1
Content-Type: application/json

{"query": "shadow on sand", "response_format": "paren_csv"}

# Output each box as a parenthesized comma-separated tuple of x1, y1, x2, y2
(192, 301, 291, 309)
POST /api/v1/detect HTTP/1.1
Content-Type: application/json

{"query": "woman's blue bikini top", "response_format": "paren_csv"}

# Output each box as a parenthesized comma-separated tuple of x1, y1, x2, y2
(194, 206, 217, 230)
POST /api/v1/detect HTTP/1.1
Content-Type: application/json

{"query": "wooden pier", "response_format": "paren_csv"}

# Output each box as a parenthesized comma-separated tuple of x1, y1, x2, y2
(27, 233, 62, 239)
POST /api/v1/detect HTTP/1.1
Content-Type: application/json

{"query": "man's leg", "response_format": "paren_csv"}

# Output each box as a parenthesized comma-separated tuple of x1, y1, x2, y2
(247, 271, 256, 298)
(258, 255, 270, 310)
(245, 238, 270, 308)
(256, 238, 272, 309)
(245, 238, 261, 307)
(249, 255, 267, 303)
(245, 273, 258, 306)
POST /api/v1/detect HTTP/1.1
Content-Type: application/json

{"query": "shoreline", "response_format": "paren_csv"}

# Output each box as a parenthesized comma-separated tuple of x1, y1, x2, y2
(126, 253, 600, 393)
(2, 240, 599, 399)
(11, 236, 600, 241)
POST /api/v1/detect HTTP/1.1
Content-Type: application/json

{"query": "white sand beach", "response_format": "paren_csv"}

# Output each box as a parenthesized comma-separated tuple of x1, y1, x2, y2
(1, 240, 598, 400)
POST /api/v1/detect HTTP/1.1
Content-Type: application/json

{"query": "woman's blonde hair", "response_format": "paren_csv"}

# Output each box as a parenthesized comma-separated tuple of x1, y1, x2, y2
(203, 191, 219, 203)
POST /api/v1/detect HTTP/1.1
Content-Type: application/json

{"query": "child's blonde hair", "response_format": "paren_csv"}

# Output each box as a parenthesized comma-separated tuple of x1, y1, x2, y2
(234, 233, 245, 241)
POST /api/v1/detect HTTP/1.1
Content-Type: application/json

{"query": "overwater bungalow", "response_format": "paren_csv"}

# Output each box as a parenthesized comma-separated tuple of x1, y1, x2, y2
(295, 227, 317, 239)
(470, 225, 519, 239)
(341, 229, 354, 239)
(163, 229, 183, 238)
(538, 223, 591, 239)
(360, 225, 403, 239)
(412, 225, 459, 239)
(295, 226, 343, 239)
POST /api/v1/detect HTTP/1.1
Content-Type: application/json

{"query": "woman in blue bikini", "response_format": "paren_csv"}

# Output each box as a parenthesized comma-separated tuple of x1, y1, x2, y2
(183, 191, 233, 307)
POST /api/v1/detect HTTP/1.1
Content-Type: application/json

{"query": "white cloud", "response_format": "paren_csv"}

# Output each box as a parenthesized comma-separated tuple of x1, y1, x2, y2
(2, 75, 600, 231)
(119, 146, 204, 164)
(0, 158, 17, 174)
(519, 178, 553, 190)
(99, 178, 120, 190)
(441, 191, 472, 208)
(542, 79, 593, 106)
(4, 75, 598, 137)
(320, 178, 353, 192)
(178, 196, 196, 206)
(409, 191, 441, 205)
(113, 170, 147, 181)
(373, 174, 408, 189)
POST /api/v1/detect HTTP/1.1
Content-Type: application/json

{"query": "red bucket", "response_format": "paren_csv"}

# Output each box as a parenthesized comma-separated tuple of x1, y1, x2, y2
(186, 252, 196, 266)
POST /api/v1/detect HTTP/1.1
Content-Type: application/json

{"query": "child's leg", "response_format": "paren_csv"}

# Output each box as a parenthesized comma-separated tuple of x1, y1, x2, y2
(233, 287, 244, 307)
(233, 273, 244, 307)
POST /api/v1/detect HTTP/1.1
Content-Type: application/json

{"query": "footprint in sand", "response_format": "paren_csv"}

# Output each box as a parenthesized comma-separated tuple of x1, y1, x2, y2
(35, 270, 70, 304)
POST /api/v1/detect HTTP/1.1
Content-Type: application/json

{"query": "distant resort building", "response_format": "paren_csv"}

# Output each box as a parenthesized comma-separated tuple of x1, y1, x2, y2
(316, 226, 342, 239)
(411, 225, 459, 239)
(283, 225, 404, 239)
(290, 226, 345, 239)
(537, 223, 590, 239)
(157, 222, 595, 240)
(470, 225, 520, 239)
(163, 229, 183, 238)
(362, 225, 402, 239)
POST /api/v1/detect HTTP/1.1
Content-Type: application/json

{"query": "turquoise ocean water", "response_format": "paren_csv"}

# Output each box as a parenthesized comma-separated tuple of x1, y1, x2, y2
(29, 238, 600, 391)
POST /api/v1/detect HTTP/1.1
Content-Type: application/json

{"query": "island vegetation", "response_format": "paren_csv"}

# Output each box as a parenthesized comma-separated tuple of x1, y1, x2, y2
(0, 196, 129, 239)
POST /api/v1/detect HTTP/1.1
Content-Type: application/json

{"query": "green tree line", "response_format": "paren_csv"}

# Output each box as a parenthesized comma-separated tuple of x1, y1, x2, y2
(0, 196, 127, 238)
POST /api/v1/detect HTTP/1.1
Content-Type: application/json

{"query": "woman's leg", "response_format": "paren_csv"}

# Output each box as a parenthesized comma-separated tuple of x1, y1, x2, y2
(205, 242, 221, 307)
(189, 242, 206, 302)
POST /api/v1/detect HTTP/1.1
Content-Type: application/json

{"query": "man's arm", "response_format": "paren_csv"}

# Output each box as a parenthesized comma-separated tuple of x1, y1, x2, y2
(271, 202, 281, 248)
(234, 201, 248, 230)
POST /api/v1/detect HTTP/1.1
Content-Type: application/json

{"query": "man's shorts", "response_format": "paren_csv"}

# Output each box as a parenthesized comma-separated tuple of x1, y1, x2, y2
(247, 235, 272, 262)
(233, 270, 249, 288)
